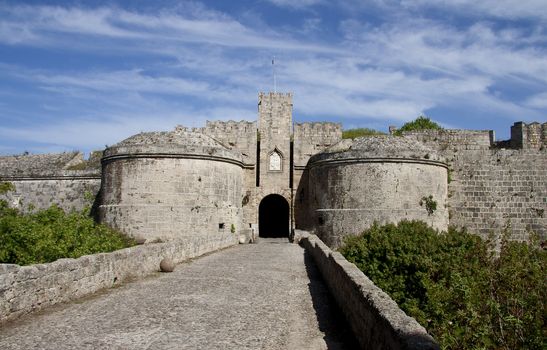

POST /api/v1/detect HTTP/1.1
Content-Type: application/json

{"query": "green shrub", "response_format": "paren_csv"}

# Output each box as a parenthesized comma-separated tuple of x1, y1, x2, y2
(420, 195, 437, 215)
(395, 116, 442, 135)
(340, 221, 546, 349)
(0, 181, 15, 195)
(342, 128, 385, 139)
(0, 203, 135, 266)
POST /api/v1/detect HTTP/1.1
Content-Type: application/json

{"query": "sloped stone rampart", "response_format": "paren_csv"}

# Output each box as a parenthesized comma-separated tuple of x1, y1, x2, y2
(0, 232, 238, 324)
(299, 232, 439, 350)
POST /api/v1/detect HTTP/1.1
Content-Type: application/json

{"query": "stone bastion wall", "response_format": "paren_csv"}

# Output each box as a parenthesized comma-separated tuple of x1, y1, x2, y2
(306, 136, 449, 248)
(0, 232, 238, 324)
(99, 131, 245, 242)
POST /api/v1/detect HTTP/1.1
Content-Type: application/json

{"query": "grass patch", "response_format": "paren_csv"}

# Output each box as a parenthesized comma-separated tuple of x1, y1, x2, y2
(342, 128, 385, 139)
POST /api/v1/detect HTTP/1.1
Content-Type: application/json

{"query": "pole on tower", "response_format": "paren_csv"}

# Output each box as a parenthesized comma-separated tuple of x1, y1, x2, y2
(272, 57, 277, 93)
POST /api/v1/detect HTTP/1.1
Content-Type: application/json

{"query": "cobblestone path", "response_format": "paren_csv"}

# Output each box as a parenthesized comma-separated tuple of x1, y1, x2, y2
(0, 239, 357, 349)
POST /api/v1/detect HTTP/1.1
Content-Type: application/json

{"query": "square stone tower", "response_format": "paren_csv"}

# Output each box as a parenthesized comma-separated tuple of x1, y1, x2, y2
(257, 92, 293, 192)
(250, 92, 294, 237)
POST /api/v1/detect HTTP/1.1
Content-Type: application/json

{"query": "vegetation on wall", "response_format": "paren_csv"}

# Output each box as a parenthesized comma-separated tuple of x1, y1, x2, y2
(0, 181, 15, 195)
(419, 195, 438, 215)
(0, 182, 135, 266)
(342, 128, 385, 139)
(340, 221, 546, 350)
(395, 116, 442, 135)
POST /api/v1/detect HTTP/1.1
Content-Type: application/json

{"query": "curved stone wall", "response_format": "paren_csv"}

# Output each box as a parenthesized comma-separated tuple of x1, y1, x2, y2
(307, 137, 449, 248)
(99, 131, 244, 242)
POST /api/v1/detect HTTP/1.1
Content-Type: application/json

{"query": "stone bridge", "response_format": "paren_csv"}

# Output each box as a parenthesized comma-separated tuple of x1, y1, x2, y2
(0, 235, 438, 350)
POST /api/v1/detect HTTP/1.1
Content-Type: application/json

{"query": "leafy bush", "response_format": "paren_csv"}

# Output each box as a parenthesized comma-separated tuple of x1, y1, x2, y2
(395, 116, 442, 135)
(0, 201, 135, 266)
(342, 128, 385, 139)
(0, 181, 15, 195)
(340, 221, 546, 349)
(419, 195, 437, 215)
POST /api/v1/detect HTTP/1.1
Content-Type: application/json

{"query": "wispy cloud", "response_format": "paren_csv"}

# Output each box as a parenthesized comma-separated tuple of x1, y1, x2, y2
(0, 1, 545, 154)
(0, 4, 338, 53)
(266, 0, 324, 10)
(402, 0, 547, 22)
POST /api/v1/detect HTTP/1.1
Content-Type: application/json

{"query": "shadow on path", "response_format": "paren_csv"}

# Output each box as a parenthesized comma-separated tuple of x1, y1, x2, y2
(303, 249, 359, 349)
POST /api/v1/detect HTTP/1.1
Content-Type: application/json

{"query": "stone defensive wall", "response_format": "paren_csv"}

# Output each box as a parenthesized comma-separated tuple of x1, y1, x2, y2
(293, 122, 342, 166)
(299, 232, 439, 350)
(402, 123, 546, 242)
(199, 120, 258, 165)
(0, 151, 102, 213)
(447, 148, 546, 242)
(99, 130, 245, 243)
(401, 129, 493, 151)
(305, 136, 449, 248)
(0, 232, 238, 324)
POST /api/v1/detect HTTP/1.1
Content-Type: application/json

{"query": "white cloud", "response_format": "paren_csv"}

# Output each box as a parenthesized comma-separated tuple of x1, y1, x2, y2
(0, 4, 338, 53)
(266, 0, 324, 10)
(402, 0, 547, 22)
(525, 92, 547, 109)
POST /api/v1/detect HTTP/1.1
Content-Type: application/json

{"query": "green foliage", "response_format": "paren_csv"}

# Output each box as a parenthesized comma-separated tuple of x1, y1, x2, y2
(65, 162, 88, 170)
(420, 195, 437, 215)
(0, 181, 15, 195)
(342, 128, 385, 139)
(395, 116, 442, 135)
(0, 203, 135, 266)
(340, 221, 546, 350)
(230, 223, 236, 234)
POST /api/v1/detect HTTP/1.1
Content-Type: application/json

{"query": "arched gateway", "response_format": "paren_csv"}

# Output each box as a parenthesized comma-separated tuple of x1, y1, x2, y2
(258, 194, 289, 238)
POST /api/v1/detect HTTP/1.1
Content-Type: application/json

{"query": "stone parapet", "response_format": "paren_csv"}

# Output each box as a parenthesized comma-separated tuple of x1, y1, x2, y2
(0, 232, 238, 324)
(300, 233, 439, 350)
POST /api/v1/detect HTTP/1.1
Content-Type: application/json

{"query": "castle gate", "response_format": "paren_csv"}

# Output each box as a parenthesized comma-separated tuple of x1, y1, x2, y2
(259, 194, 289, 238)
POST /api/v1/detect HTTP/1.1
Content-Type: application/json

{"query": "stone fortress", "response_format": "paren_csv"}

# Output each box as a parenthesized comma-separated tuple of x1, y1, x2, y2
(1, 92, 546, 248)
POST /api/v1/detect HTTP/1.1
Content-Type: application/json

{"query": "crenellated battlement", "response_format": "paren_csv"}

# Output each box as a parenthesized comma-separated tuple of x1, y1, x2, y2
(510, 121, 547, 149)
(204, 120, 256, 133)
(294, 122, 342, 136)
(258, 91, 293, 99)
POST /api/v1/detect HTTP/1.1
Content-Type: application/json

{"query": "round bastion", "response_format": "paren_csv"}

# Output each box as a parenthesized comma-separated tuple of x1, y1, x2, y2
(99, 129, 244, 242)
(307, 136, 449, 248)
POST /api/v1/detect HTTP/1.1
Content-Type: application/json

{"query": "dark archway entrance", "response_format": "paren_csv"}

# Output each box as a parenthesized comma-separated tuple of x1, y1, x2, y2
(259, 194, 289, 238)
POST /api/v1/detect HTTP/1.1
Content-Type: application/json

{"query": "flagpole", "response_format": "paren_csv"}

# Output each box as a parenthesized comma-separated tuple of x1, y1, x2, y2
(272, 57, 277, 93)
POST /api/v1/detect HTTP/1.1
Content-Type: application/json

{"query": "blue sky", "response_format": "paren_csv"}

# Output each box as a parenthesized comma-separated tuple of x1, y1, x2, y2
(1, 0, 546, 155)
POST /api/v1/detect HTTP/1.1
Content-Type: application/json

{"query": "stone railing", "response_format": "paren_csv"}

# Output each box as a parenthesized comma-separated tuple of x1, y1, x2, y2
(298, 231, 439, 350)
(0, 232, 238, 324)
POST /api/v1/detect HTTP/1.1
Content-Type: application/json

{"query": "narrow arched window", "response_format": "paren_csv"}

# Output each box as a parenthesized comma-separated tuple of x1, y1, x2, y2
(269, 149, 282, 171)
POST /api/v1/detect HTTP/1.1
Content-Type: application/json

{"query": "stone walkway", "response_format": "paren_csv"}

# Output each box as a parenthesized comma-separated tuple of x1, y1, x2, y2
(0, 239, 357, 349)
